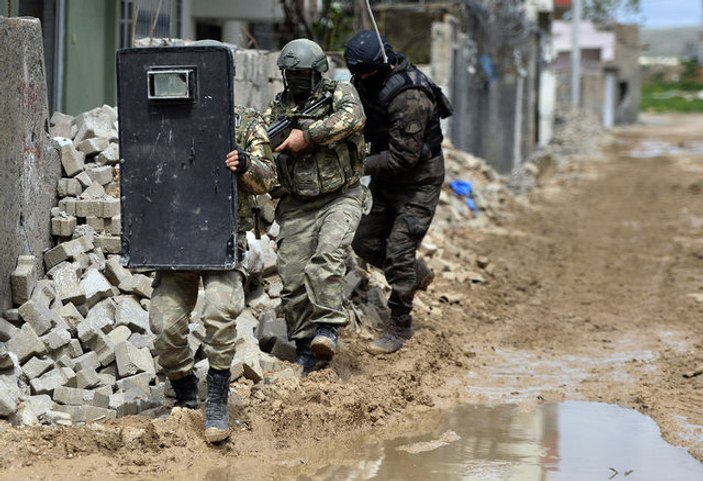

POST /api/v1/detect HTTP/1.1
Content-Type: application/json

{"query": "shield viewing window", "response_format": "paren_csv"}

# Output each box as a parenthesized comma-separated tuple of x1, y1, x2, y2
(147, 68, 196, 101)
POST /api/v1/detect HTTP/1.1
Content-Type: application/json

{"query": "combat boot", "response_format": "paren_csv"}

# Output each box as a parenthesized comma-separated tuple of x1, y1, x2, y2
(415, 259, 435, 291)
(310, 324, 338, 361)
(170, 373, 199, 409)
(203, 369, 231, 443)
(295, 338, 324, 375)
(367, 314, 413, 355)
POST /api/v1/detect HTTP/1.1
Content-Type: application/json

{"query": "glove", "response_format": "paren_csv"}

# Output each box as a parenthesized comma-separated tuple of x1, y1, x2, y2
(236, 148, 251, 174)
(363, 151, 388, 176)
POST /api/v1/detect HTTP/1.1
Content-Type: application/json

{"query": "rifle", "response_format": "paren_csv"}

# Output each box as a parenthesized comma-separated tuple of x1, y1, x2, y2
(267, 92, 333, 149)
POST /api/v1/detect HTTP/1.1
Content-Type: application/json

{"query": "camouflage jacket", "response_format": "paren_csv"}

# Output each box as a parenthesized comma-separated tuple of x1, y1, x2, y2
(234, 106, 277, 232)
(354, 56, 445, 186)
(264, 79, 366, 198)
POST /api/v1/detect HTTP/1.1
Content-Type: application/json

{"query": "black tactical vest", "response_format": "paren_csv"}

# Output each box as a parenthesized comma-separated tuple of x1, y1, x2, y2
(355, 57, 444, 156)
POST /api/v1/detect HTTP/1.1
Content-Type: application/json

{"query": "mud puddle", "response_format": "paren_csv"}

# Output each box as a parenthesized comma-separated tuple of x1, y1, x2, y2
(160, 402, 703, 481)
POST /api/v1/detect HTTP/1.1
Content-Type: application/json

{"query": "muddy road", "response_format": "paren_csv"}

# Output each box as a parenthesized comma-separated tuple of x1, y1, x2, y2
(1, 114, 702, 480)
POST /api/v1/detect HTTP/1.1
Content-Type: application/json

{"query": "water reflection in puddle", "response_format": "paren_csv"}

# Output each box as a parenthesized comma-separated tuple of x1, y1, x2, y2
(205, 402, 703, 481)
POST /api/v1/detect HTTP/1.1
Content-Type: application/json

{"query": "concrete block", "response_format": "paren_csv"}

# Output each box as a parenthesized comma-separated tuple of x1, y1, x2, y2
(50, 112, 74, 138)
(56, 354, 75, 370)
(22, 357, 54, 380)
(76, 137, 109, 156)
(51, 206, 62, 217)
(54, 137, 85, 177)
(40, 410, 73, 426)
(115, 342, 155, 378)
(107, 325, 131, 345)
(15, 394, 54, 426)
(10, 255, 38, 306)
(52, 338, 83, 360)
(44, 236, 94, 270)
(128, 332, 156, 351)
(256, 311, 287, 352)
(18, 299, 56, 336)
(94, 235, 121, 254)
(54, 404, 116, 423)
(100, 198, 120, 218)
(115, 297, 149, 334)
(86, 216, 105, 231)
(75, 171, 93, 188)
(51, 215, 77, 237)
(266, 278, 283, 298)
(105, 216, 121, 235)
(0, 345, 15, 370)
(125, 274, 153, 299)
(80, 269, 113, 307)
(96, 372, 116, 388)
(80, 182, 106, 199)
(30, 366, 75, 395)
(4, 309, 20, 323)
(41, 328, 71, 351)
(76, 369, 104, 390)
(85, 165, 113, 186)
(58, 302, 84, 334)
(53, 386, 107, 407)
(7, 324, 48, 363)
(88, 248, 106, 273)
(96, 142, 120, 166)
(57, 177, 82, 197)
(115, 372, 153, 396)
(74, 199, 102, 218)
(0, 386, 18, 417)
(85, 298, 117, 333)
(77, 320, 115, 366)
(105, 257, 132, 286)
(58, 197, 77, 216)
(0, 318, 19, 342)
(270, 337, 297, 363)
(74, 105, 117, 144)
(108, 390, 144, 417)
(48, 261, 86, 305)
(231, 338, 263, 383)
(73, 351, 100, 372)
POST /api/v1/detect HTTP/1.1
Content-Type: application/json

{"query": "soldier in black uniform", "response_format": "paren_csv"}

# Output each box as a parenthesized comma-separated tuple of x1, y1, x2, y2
(344, 31, 449, 354)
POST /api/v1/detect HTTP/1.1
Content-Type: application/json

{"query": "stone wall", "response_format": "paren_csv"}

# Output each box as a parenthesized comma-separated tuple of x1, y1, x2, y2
(0, 17, 61, 313)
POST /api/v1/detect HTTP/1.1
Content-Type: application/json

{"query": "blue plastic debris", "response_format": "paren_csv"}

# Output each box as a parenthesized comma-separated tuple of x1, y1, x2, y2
(449, 180, 478, 213)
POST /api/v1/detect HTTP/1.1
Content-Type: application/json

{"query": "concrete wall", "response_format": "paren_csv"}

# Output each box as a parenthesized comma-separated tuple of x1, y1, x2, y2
(614, 24, 640, 125)
(63, 0, 119, 116)
(0, 17, 61, 312)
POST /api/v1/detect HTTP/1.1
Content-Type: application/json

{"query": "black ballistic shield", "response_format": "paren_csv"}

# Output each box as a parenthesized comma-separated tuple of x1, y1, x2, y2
(117, 45, 237, 270)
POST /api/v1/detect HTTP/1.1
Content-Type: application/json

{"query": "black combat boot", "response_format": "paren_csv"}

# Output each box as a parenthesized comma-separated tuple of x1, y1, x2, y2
(295, 338, 324, 375)
(170, 373, 199, 409)
(204, 369, 231, 443)
(367, 314, 413, 355)
(415, 259, 435, 291)
(310, 324, 338, 361)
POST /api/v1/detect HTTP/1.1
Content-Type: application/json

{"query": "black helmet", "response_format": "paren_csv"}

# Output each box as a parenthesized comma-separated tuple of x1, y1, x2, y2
(344, 31, 395, 76)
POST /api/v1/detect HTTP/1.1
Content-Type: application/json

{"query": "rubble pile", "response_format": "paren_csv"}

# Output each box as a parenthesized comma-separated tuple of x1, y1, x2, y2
(0, 104, 515, 427)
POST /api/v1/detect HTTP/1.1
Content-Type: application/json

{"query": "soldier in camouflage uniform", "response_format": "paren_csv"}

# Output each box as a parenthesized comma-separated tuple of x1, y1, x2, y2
(265, 38, 367, 374)
(150, 106, 276, 443)
(344, 32, 448, 354)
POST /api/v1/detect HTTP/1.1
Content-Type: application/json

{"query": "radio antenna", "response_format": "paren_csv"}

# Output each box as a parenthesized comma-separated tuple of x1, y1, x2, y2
(364, 0, 388, 63)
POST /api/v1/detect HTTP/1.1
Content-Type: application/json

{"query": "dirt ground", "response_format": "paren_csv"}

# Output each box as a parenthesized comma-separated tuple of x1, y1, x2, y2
(1, 114, 703, 480)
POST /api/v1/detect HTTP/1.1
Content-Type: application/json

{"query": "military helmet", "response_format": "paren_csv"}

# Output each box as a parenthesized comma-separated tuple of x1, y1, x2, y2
(277, 38, 329, 73)
(344, 30, 394, 76)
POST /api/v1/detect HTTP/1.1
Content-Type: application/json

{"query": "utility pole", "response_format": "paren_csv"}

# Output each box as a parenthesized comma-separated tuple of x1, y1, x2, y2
(698, 0, 703, 65)
(571, 0, 582, 107)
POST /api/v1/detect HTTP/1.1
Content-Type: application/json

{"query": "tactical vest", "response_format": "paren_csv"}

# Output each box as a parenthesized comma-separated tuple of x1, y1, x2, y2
(358, 59, 444, 156)
(271, 79, 365, 199)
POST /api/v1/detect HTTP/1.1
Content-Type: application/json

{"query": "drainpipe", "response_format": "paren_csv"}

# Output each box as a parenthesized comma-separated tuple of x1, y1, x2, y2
(53, 0, 65, 113)
(513, 50, 527, 171)
(571, 0, 582, 107)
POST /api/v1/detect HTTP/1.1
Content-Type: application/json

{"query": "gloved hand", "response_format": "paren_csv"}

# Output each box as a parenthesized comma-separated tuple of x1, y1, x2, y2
(363, 151, 389, 176)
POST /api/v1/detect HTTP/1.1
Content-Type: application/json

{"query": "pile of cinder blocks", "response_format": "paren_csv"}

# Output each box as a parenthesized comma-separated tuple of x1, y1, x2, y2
(0, 105, 303, 427)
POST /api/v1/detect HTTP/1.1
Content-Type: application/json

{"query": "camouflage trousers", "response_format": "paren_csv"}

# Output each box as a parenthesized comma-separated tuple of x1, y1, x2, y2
(352, 181, 441, 317)
(276, 184, 366, 341)
(150, 270, 245, 380)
